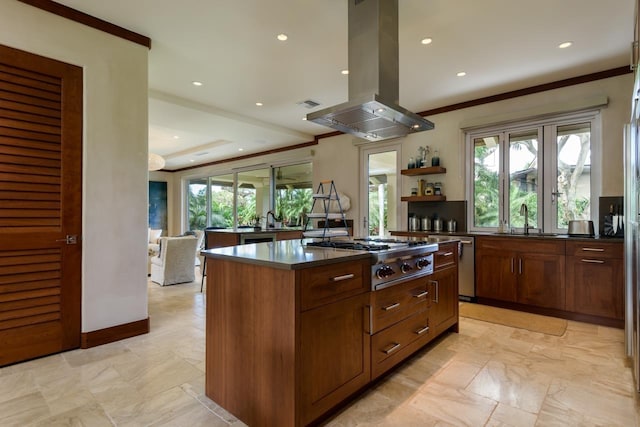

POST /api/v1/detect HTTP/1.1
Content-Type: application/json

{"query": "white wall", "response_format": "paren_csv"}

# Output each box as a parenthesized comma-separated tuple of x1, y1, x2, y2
(171, 73, 632, 235)
(0, 2, 149, 332)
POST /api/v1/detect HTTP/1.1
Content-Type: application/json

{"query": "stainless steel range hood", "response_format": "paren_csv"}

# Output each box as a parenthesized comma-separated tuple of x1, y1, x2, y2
(307, 0, 434, 141)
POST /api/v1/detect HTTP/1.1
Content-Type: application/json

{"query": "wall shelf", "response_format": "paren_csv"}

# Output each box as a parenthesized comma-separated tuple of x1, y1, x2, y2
(401, 195, 447, 202)
(401, 166, 447, 176)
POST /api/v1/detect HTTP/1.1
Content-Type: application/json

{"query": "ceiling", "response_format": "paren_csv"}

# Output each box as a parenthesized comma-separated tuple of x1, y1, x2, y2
(53, 0, 634, 171)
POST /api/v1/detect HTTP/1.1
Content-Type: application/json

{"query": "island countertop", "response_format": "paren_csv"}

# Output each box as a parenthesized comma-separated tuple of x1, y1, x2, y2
(202, 239, 372, 270)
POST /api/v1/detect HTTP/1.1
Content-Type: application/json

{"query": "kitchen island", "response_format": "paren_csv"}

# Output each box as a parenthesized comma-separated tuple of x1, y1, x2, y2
(202, 239, 459, 426)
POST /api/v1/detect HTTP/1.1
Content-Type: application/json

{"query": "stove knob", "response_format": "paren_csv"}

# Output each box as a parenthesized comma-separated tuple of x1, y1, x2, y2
(376, 265, 395, 279)
(416, 258, 431, 270)
(400, 263, 413, 273)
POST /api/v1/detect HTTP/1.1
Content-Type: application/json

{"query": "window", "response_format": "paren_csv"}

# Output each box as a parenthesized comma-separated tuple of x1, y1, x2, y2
(187, 178, 207, 230)
(467, 112, 598, 233)
(185, 162, 312, 230)
(209, 174, 234, 227)
(274, 164, 313, 226)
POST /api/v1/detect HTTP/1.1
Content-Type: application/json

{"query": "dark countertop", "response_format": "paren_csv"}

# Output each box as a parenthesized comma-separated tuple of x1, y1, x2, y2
(206, 226, 304, 234)
(390, 230, 624, 243)
(202, 239, 372, 270)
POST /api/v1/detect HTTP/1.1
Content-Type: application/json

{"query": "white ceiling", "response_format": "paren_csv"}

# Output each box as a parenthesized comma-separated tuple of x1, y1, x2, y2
(54, 0, 634, 170)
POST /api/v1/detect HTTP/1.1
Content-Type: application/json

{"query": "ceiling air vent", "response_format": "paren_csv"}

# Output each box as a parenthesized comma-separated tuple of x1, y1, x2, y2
(298, 99, 321, 109)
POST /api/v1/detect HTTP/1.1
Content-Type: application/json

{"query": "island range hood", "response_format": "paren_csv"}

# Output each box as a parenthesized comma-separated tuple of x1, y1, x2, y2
(307, 0, 434, 141)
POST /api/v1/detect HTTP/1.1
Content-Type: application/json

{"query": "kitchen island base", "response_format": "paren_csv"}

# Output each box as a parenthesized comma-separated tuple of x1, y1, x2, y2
(204, 241, 458, 426)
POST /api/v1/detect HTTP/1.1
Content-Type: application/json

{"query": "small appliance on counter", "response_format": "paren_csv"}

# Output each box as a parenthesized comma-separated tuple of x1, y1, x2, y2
(567, 220, 595, 237)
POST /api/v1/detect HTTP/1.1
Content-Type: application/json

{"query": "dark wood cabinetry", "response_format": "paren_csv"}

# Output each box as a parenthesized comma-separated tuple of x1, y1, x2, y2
(369, 278, 431, 379)
(475, 236, 623, 328)
(206, 256, 371, 427)
(565, 241, 624, 322)
(206, 241, 460, 426)
(476, 237, 565, 310)
(300, 292, 371, 425)
(429, 241, 459, 336)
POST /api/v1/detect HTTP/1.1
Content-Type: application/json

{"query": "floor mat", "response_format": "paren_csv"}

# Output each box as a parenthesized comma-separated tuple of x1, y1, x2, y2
(459, 302, 568, 336)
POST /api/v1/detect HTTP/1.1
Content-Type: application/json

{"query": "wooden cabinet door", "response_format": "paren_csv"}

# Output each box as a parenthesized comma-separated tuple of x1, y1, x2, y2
(300, 293, 371, 426)
(476, 249, 517, 302)
(517, 252, 565, 309)
(566, 256, 623, 319)
(428, 266, 458, 335)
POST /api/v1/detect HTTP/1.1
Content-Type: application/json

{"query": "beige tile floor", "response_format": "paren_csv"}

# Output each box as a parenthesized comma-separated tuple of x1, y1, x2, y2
(1, 274, 639, 426)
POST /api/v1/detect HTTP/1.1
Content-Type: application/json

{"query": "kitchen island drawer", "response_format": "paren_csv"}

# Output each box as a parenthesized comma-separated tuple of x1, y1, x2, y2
(565, 241, 622, 259)
(299, 259, 369, 311)
(370, 278, 429, 333)
(434, 241, 457, 270)
(371, 310, 429, 379)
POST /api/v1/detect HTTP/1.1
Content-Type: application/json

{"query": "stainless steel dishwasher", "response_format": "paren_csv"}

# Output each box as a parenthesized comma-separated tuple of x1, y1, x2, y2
(458, 236, 475, 301)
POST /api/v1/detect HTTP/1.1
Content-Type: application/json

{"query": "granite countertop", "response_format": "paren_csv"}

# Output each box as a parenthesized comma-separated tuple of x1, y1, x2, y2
(207, 227, 304, 234)
(202, 239, 371, 270)
(391, 230, 624, 243)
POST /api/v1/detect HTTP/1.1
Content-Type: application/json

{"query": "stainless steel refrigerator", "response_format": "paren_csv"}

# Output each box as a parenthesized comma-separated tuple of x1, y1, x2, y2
(625, 74, 640, 391)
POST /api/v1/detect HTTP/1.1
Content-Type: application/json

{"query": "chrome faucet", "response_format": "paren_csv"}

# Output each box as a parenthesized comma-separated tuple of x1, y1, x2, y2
(520, 203, 529, 235)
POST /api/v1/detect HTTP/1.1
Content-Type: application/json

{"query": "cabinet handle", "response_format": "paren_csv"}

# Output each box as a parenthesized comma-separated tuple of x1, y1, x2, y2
(330, 273, 354, 282)
(415, 325, 429, 335)
(511, 258, 514, 274)
(383, 343, 401, 354)
(382, 302, 400, 311)
(582, 247, 604, 252)
(581, 259, 605, 264)
(429, 280, 439, 303)
(413, 290, 428, 299)
(442, 252, 454, 257)
(518, 258, 522, 275)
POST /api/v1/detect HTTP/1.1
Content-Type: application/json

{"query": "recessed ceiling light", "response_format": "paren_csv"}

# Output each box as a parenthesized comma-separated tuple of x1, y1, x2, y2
(190, 159, 194, 163)
(238, 148, 244, 151)
(302, 117, 307, 121)
(420, 37, 433, 45)
(255, 102, 263, 107)
(277, 33, 288, 41)
(341, 69, 349, 75)
(558, 41, 572, 49)
(173, 135, 180, 139)
(456, 71, 467, 77)
(192, 81, 203, 86)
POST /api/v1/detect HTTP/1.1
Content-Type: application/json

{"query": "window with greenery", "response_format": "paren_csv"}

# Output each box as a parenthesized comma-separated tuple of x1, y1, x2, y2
(186, 162, 312, 231)
(468, 113, 596, 233)
(209, 174, 234, 227)
(274, 164, 313, 226)
(187, 178, 208, 230)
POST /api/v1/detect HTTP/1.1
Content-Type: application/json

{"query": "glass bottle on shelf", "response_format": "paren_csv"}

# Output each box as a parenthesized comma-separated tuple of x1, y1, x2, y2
(431, 149, 440, 166)
(408, 156, 415, 169)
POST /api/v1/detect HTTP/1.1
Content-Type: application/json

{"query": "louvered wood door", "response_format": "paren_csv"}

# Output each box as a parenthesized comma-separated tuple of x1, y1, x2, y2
(0, 44, 82, 366)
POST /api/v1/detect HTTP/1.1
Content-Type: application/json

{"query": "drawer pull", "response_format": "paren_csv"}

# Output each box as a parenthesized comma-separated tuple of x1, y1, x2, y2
(382, 302, 400, 311)
(429, 280, 439, 303)
(582, 247, 604, 252)
(413, 290, 429, 299)
(581, 259, 605, 264)
(330, 273, 355, 282)
(442, 252, 454, 257)
(383, 343, 401, 355)
(415, 325, 429, 335)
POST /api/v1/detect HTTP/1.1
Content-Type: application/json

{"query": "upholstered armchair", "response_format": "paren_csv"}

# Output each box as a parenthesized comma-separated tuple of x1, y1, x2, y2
(150, 236, 199, 286)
